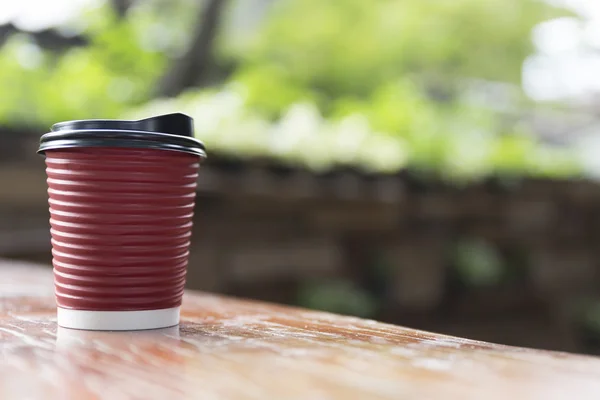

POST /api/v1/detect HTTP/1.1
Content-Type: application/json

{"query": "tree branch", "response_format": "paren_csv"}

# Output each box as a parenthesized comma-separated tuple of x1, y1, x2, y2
(0, 23, 88, 51)
(110, 0, 135, 19)
(156, 0, 228, 98)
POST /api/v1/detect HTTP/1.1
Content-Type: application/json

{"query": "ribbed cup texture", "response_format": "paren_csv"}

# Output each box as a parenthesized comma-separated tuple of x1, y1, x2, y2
(45, 148, 200, 311)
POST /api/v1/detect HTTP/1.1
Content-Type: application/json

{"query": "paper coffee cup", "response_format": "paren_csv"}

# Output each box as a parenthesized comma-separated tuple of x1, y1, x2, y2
(38, 113, 206, 331)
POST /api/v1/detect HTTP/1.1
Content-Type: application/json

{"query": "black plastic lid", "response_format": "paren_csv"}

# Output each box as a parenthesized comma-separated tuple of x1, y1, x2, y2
(38, 113, 206, 159)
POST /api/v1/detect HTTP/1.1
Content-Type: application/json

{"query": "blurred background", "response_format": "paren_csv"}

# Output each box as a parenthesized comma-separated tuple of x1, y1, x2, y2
(1, 0, 600, 354)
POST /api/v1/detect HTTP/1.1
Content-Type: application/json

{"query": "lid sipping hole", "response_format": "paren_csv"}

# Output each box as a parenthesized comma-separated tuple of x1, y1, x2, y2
(135, 113, 194, 137)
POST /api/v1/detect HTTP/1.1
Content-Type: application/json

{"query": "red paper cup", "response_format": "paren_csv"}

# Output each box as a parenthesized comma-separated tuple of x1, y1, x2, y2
(38, 114, 206, 330)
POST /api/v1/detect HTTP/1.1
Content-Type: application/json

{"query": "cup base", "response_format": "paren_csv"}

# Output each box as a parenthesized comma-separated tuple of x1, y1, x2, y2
(57, 307, 180, 331)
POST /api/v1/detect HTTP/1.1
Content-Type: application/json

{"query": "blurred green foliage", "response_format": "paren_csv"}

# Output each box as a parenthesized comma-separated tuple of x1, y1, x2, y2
(130, 86, 580, 179)
(0, 0, 582, 179)
(453, 238, 504, 287)
(581, 300, 600, 334)
(297, 279, 378, 318)
(223, 0, 566, 116)
(214, 0, 579, 178)
(0, 4, 165, 126)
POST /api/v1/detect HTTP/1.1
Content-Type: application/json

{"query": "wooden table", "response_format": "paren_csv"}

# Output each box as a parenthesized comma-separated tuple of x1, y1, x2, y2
(2, 261, 600, 399)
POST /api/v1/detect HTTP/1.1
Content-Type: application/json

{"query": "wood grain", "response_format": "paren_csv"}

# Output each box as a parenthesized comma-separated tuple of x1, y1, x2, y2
(1, 260, 600, 400)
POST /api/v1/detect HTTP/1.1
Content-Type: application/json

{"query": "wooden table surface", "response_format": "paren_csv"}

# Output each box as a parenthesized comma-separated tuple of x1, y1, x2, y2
(2, 261, 600, 400)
